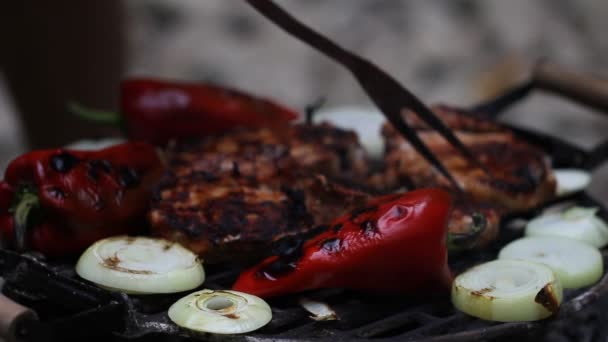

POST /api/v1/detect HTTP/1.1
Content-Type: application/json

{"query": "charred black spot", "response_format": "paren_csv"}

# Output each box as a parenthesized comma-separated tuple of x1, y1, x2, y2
(535, 284, 560, 314)
(89, 159, 112, 173)
(336, 147, 352, 171)
(272, 238, 304, 259)
(314, 225, 330, 233)
(87, 167, 99, 182)
(217, 208, 248, 235)
(167, 214, 206, 238)
(361, 220, 377, 233)
(87, 160, 112, 181)
(281, 186, 311, 224)
(332, 223, 343, 232)
(232, 161, 241, 177)
(321, 238, 342, 253)
(350, 206, 378, 220)
(118, 167, 140, 188)
(471, 287, 494, 297)
(50, 152, 79, 173)
(514, 165, 541, 187)
(46, 187, 65, 200)
(157, 172, 178, 189)
(191, 171, 219, 183)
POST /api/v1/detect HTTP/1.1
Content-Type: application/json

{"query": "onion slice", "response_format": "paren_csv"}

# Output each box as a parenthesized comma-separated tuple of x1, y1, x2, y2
(313, 106, 385, 158)
(525, 206, 608, 248)
(554, 169, 591, 196)
(499, 236, 603, 289)
(452, 260, 563, 322)
(168, 289, 272, 334)
(299, 298, 338, 321)
(76, 236, 204, 294)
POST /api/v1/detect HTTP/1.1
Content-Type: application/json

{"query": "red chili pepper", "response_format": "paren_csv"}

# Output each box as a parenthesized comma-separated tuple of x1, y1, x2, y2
(232, 188, 453, 298)
(0, 142, 164, 256)
(71, 79, 299, 145)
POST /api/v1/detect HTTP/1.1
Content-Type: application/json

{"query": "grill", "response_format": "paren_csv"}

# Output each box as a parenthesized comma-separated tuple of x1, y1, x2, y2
(1, 121, 608, 342)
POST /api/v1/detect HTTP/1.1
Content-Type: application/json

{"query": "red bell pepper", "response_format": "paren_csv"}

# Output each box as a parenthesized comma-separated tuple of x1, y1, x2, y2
(232, 188, 453, 298)
(71, 79, 299, 145)
(0, 142, 164, 256)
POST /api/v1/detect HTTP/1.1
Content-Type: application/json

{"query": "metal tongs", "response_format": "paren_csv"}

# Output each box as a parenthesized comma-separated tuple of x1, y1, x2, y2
(473, 60, 608, 118)
(244, 0, 490, 190)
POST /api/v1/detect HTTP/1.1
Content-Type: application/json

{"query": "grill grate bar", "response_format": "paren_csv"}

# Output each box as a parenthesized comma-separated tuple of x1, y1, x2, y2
(352, 311, 439, 338)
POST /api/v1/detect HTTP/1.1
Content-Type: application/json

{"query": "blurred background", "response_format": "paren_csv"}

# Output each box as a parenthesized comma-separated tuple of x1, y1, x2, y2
(0, 0, 607, 199)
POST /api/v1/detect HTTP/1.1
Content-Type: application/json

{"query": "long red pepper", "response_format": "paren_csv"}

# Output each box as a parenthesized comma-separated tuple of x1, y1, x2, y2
(233, 188, 453, 298)
(72, 79, 299, 145)
(0, 142, 163, 256)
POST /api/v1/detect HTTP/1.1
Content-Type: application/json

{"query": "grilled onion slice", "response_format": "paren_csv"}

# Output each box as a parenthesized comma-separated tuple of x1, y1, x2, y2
(525, 206, 608, 248)
(499, 236, 603, 289)
(76, 236, 204, 294)
(554, 169, 591, 196)
(452, 260, 562, 322)
(168, 290, 272, 334)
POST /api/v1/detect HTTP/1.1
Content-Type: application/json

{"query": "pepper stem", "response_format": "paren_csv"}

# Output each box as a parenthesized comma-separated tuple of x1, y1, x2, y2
(447, 212, 487, 253)
(12, 192, 39, 251)
(68, 102, 122, 125)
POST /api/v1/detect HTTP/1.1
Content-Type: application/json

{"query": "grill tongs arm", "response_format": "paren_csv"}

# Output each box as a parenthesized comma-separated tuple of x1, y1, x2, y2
(245, 0, 490, 190)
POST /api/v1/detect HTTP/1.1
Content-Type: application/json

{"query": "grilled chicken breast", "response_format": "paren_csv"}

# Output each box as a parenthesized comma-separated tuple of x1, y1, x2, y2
(149, 124, 370, 263)
(150, 120, 507, 261)
(382, 105, 556, 212)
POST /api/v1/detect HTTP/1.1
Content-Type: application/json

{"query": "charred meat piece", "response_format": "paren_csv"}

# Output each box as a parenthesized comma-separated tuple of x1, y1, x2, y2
(165, 124, 368, 182)
(150, 124, 370, 263)
(382, 105, 556, 212)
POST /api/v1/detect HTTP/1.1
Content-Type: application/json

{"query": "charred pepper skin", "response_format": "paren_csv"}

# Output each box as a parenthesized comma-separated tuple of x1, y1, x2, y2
(0, 142, 164, 256)
(121, 79, 299, 144)
(232, 188, 453, 298)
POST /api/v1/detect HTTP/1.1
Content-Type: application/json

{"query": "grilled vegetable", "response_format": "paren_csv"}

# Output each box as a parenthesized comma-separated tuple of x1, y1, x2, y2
(72, 79, 299, 145)
(0, 143, 163, 256)
(168, 289, 271, 334)
(76, 236, 204, 294)
(299, 298, 338, 321)
(525, 207, 608, 248)
(452, 259, 563, 322)
(554, 169, 591, 196)
(232, 189, 453, 298)
(499, 236, 603, 289)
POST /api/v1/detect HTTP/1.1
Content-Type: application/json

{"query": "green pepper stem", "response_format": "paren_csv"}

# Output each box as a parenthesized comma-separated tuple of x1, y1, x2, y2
(447, 212, 487, 253)
(13, 192, 39, 251)
(68, 102, 122, 125)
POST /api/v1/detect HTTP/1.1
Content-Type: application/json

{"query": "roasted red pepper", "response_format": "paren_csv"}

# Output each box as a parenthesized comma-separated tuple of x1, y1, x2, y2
(232, 189, 453, 298)
(72, 79, 299, 145)
(0, 142, 164, 256)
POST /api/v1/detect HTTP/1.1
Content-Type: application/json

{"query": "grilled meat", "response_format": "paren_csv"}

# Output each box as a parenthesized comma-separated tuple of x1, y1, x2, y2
(149, 124, 370, 263)
(382, 105, 556, 212)
(151, 122, 504, 261)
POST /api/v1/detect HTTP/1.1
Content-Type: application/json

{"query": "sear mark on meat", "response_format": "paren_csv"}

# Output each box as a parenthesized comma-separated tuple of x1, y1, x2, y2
(149, 124, 371, 263)
(381, 105, 556, 212)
